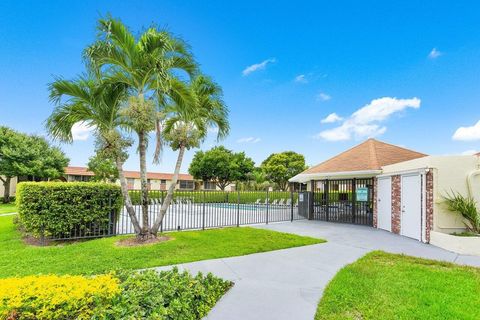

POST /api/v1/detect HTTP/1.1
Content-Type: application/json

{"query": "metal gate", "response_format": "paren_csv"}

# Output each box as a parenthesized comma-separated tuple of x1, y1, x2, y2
(311, 178, 374, 226)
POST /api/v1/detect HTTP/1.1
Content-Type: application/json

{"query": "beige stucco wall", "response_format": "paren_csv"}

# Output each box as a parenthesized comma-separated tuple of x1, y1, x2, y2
(382, 155, 480, 234)
(0, 176, 18, 198)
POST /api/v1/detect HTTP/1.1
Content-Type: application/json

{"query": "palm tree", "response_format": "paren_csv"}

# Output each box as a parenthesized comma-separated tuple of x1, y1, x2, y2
(85, 17, 197, 239)
(45, 76, 143, 235)
(151, 75, 229, 234)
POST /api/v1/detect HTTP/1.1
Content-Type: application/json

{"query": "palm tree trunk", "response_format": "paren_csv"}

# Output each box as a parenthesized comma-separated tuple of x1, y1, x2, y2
(151, 144, 185, 234)
(115, 157, 142, 234)
(138, 131, 151, 239)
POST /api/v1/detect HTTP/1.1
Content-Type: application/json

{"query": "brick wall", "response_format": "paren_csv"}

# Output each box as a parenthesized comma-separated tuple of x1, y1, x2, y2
(425, 170, 434, 242)
(391, 175, 401, 234)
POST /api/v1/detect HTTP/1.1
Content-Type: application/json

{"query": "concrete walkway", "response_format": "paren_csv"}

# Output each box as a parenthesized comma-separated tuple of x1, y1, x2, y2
(155, 220, 480, 320)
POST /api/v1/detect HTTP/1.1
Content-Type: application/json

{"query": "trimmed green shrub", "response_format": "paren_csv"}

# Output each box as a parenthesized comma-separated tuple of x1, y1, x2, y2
(108, 268, 232, 319)
(16, 182, 122, 239)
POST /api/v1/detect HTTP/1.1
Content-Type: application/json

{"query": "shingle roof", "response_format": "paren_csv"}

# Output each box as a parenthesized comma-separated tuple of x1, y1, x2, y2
(302, 139, 427, 174)
(64, 166, 194, 181)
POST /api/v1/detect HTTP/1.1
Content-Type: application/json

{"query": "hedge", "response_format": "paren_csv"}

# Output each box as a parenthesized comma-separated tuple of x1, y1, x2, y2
(0, 269, 232, 320)
(129, 190, 300, 205)
(16, 182, 122, 239)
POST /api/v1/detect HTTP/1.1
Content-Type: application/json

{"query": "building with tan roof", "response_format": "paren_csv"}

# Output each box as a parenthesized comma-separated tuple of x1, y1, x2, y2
(64, 166, 197, 190)
(290, 139, 480, 253)
(64, 166, 236, 191)
(290, 138, 427, 182)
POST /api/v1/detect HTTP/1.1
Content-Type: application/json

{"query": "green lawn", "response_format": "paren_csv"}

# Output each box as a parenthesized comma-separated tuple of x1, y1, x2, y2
(0, 215, 324, 278)
(0, 203, 16, 215)
(315, 251, 480, 320)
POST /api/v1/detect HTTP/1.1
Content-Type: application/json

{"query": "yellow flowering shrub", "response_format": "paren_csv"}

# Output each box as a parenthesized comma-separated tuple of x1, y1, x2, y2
(0, 274, 120, 320)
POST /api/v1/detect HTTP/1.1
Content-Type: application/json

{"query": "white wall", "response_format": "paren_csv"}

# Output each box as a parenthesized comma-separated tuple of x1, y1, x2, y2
(430, 231, 480, 256)
(382, 155, 480, 234)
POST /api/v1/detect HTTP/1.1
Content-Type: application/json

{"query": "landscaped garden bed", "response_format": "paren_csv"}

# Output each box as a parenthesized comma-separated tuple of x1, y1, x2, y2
(0, 268, 231, 320)
(315, 251, 480, 319)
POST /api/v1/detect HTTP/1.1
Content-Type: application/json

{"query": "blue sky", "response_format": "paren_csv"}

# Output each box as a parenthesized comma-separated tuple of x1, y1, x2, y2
(1, 1, 480, 173)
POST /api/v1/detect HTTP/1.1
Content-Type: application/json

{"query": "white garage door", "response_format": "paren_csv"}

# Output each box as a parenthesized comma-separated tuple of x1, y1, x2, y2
(401, 174, 422, 240)
(377, 177, 392, 231)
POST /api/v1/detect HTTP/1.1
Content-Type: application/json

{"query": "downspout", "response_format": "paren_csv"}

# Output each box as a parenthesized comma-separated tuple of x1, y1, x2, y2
(466, 157, 480, 197)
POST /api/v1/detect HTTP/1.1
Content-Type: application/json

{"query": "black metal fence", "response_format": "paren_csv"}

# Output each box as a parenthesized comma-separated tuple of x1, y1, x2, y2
(118, 190, 304, 234)
(311, 178, 374, 226)
(49, 190, 305, 241)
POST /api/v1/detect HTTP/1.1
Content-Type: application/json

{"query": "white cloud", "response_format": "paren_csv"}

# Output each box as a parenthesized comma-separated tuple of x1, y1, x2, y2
(315, 97, 421, 141)
(428, 48, 442, 59)
(316, 92, 331, 101)
(321, 113, 343, 124)
(461, 150, 478, 155)
(294, 74, 308, 83)
(71, 122, 94, 141)
(453, 120, 480, 141)
(242, 58, 276, 76)
(236, 137, 261, 143)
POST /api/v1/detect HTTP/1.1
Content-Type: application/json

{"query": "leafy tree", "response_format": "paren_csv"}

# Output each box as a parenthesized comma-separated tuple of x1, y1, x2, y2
(87, 153, 119, 183)
(189, 146, 254, 190)
(151, 75, 229, 234)
(261, 151, 307, 191)
(0, 127, 69, 203)
(85, 17, 197, 239)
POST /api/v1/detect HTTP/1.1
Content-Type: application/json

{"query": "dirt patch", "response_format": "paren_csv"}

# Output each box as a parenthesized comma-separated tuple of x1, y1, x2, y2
(22, 235, 52, 246)
(116, 235, 172, 247)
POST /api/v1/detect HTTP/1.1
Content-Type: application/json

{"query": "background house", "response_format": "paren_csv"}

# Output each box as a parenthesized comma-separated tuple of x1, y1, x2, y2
(64, 166, 235, 191)
(64, 166, 196, 190)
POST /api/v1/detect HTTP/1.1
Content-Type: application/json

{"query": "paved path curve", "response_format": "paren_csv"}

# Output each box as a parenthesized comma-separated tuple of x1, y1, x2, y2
(155, 220, 480, 320)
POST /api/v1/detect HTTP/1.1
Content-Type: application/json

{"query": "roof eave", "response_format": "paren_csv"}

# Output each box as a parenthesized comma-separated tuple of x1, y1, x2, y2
(289, 169, 382, 183)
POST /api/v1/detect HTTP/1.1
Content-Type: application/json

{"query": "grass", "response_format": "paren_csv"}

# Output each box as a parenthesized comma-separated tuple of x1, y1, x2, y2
(315, 251, 480, 320)
(0, 215, 324, 278)
(0, 203, 16, 215)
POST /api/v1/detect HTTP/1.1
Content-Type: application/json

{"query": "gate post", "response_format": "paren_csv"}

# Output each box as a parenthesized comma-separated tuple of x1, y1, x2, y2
(202, 191, 206, 230)
(309, 181, 315, 220)
(325, 179, 330, 221)
(236, 191, 240, 227)
(290, 190, 294, 222)
(352, 178, 356, 224)
(266, 189, 269, 224)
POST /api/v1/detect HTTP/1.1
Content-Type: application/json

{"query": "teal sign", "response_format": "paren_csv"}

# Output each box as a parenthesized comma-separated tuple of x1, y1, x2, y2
(356, 188, 368, 202)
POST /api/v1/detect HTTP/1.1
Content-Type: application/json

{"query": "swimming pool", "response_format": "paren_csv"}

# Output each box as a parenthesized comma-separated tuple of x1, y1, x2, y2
(207, 203, 265, 211)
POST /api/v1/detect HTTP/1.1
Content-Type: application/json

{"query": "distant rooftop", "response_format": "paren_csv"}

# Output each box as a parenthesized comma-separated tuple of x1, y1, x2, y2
(64, 166, 194, 181)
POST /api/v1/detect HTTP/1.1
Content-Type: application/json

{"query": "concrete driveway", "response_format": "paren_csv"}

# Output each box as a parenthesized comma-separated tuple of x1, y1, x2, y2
(155, 220, 480, 320)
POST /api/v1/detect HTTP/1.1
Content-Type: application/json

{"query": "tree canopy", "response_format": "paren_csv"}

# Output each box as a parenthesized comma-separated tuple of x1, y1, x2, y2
(261, 151, 307, 191)
(0, 126, 69, 202)
(87, 153, 119, 183)
(189, 146, 253, 190)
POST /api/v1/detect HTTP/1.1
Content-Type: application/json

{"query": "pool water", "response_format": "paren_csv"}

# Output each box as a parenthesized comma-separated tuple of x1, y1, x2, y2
(208, 203, 265, 211)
